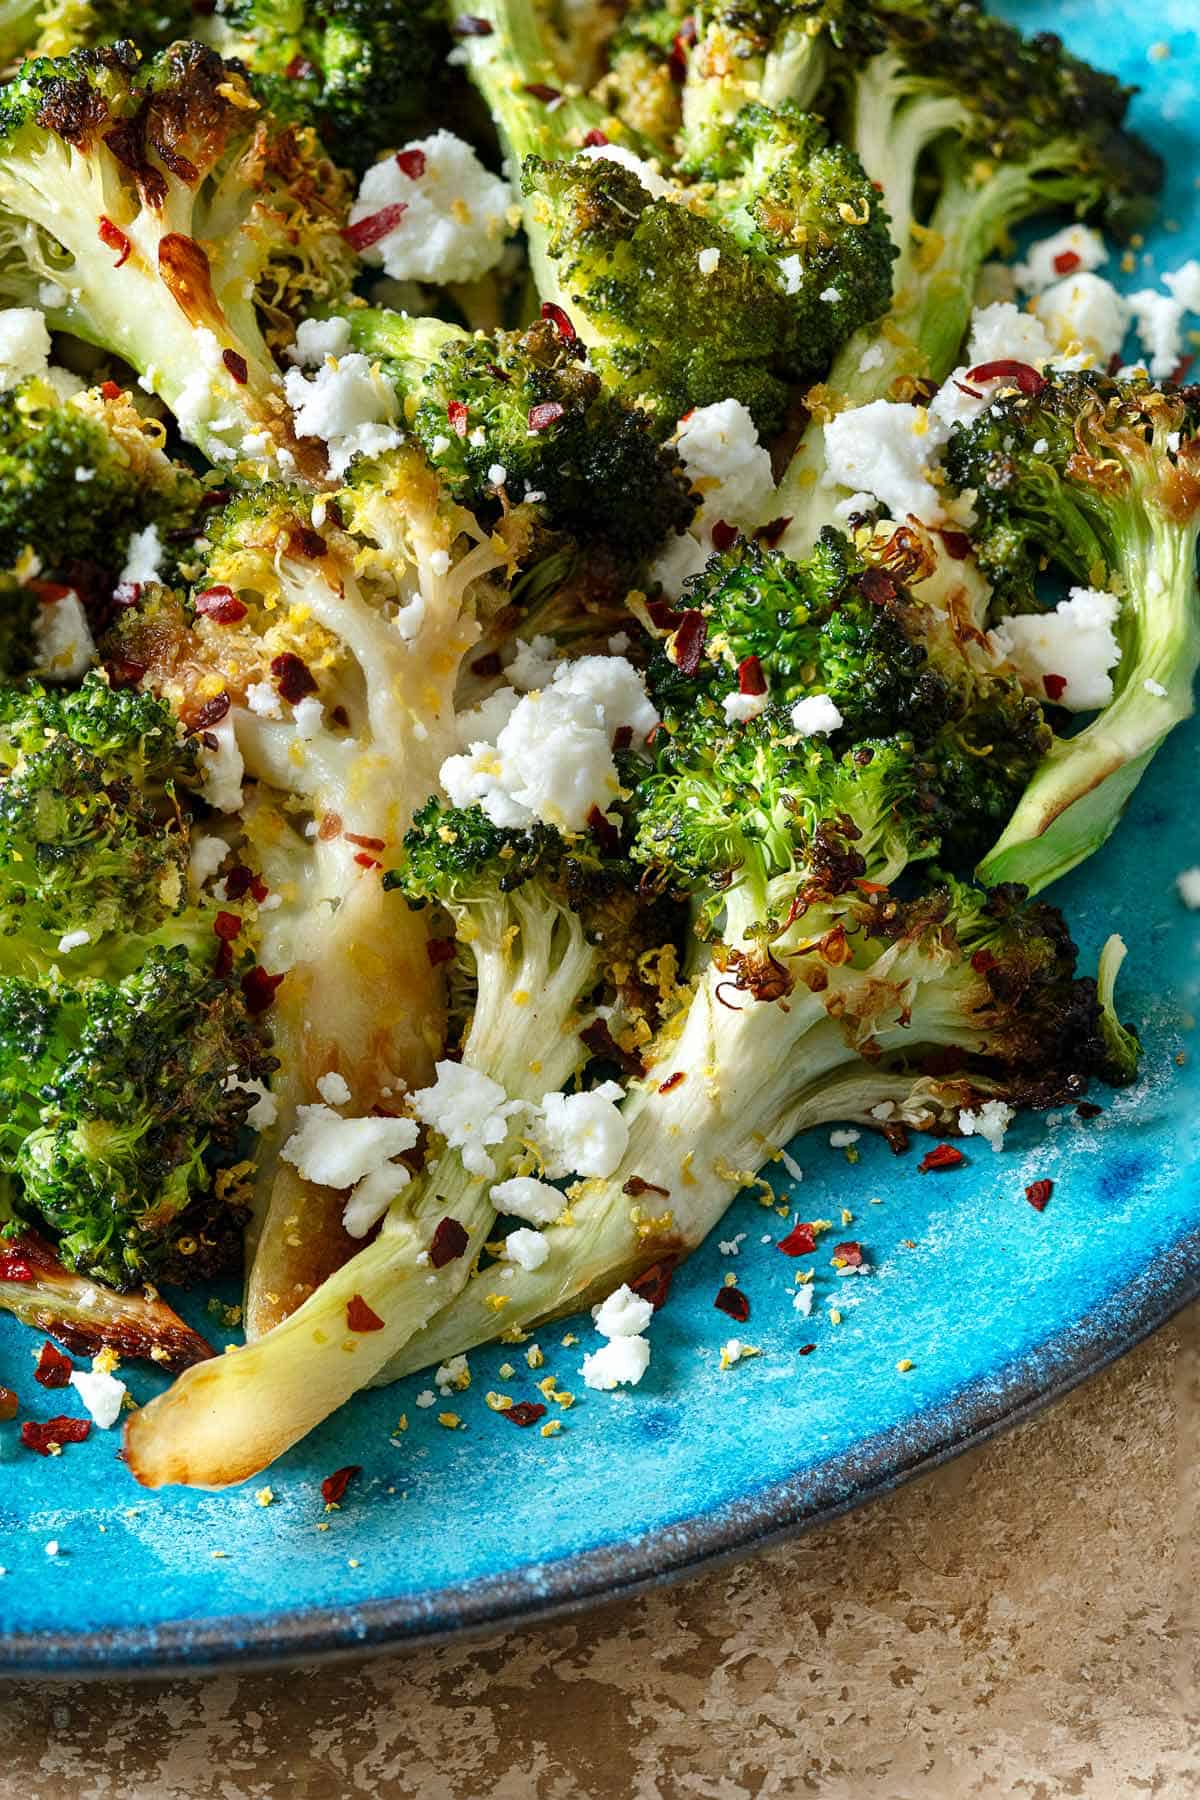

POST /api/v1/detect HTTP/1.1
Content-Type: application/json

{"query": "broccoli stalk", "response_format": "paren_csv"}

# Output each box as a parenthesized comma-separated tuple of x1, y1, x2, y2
(944, 371, 1200, 893)
(772, 2, 1164, 552)
(123, 804, 663, 1488)
(0, 41, 355, 474)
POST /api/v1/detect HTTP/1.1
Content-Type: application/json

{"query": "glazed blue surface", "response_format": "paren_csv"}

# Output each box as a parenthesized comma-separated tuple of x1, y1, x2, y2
(3, 0, 1200, 1676)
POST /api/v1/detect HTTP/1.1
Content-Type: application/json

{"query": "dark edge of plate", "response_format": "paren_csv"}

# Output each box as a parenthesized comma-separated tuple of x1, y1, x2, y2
(3, 1228, 1196, 1681)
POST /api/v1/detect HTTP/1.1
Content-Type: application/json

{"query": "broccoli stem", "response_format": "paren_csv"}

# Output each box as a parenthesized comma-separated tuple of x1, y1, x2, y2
(978, 513, 1200, 893)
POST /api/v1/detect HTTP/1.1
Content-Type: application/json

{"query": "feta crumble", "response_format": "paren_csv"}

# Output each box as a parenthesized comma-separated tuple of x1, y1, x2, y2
(829, 1128, 860, 1148)
(697, 247, 721, 275)
(119, 524, 164, 588)
(1164, 259, 1200, 313)
(410, 1060, 525, 1178)
(503, 1227, 550, 1270)
(824, 399, 944, 524)
(198, 715, 245, 813)
(535, 1080, 628, 1179)
(283, 353, 401, 478)
(348, 131, 514, 283)
(1031, 273, 1131, 368)
(316, 1070, 352, 1107)
(581, 1334, 651, 1390)
(592, 1283, 653, 1339)
(68, 1368, 126, 1430)
(723, 689, 770, 723)
(675, 399, 775, 533)
(490, 1174, 564, 1224)
(287, 316, 353, 366)
(1014, 225, 1108, 294)
(32, 590, 95, 682)
(958, 1099, 1015, 1152)
(281, 1104, 419, 1189)
(56, 928, 90, 954)
(506, 635, 557, 691)
(790, 694, 844, 736)
(0, 307, 51, 386)
(1127, 288, 1186, 378)
(990, 586, 1121, 712)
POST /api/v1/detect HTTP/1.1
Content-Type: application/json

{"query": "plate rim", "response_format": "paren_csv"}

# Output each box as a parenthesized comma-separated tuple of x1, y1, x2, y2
(4, 1224, 1195, 1680)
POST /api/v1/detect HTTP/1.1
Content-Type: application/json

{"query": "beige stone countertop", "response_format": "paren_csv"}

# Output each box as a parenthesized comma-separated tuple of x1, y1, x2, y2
(2, 1305, 1195, 1800)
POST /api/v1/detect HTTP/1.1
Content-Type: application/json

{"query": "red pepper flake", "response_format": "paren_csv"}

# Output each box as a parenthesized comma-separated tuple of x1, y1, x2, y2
(971, 948, 998, 974)
(918, 1143, 965, 1173)
(528, 399, 566, 432)
(395, 147, 427, 180)
(287, 525, 327, 560)
(582, 127, 609, 147)
(223, 865, 261, 902)
(344, 832, 385, 853)
(540, 301, 577, 344)
(646, 598, 685, 631)
(737, 654, 766, 696)
(966, 359, 1047, 396)
(34, 1341, 73, 1388)
(621, 1175, 670, 1198)
(1042, 672, 1068, 702)
(193, 584, 247, 624)
(271, 652, 317, 702)
(214, 939, 234, 978)
(670, 609, 707, 675)
(857, 566, 897, 606)
(710, 519, 738, 552)
(451, 13, 493, 35)
(522, 82, 561, 103)
(346, 1294, 385, 1332)
(222, 348, 248, 385)
(98, 215, 131, 267)
(100, 379, 123, 400)
(798, 1343, 817, 1356)
(1052, 249, 1081, 275)
(429, 1216, 469, 1268)
(630, 1257, 677, 1310)
(213, 911, 242, 943)
(714, 1285, 750, 1322)
(504, 1400, 547, 1427)
(320, 1464, 360, 1505)
(854, 878, 889, 896)
(668, 16, 697, 78)
(342, 203, 407, 251)
(586, 803, 621, 855)
(938, 528, 975, 561)
(756, 515, 793, 547)
(447, 399, 469, 437)
(21, 1416, 90, 1455)
(612, 724, 633, 752)
(426, 937, 457, 966)
(658, 1070, 685, 1094)
(831, 1240, 863, 1268)
(1025, 1178, 1053, 1212)
(241, 966, 284, 1015)
(776, 1223, 817, 1256)
(189, 691, 231, 732)
(353, 852, 382, 870)
(0, 1247, 36, 1283)
(284, 52, 316, 78)
(0, 1386, 17, 1421)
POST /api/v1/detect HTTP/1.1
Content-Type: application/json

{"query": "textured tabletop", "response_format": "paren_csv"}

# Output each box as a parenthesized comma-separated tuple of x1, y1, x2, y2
(2, 1305, 1194, 1800)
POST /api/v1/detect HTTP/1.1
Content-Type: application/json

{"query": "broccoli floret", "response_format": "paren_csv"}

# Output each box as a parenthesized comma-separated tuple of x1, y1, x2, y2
(0, 41, 355, 474)
(196, 0, 451, 177)
(944, 369, 1200, 893)
(347, 308, 696, 566)
(0, 0, 193, 64)
(0, 375, 206, 590)
(590, 0, 690, 156)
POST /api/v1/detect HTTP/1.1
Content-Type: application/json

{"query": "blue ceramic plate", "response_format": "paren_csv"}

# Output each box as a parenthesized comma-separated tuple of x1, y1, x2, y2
(3, 0, 1199, 1679)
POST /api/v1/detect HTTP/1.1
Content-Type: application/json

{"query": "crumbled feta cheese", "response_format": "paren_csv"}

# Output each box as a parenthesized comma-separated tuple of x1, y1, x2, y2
(551, 655, 659, 742)
(1176, 867, 1200, 908)
(410, 1060, 524, 1178)
(38, 281, 67, 310)
(581, 1334, 651, 1390)
(790, 694, 843, 736)
(429, 548, 451, 576)
(199, 715, 244, 813)
(829, 1128, 860, 1148)
(824, 399, 944, 524)
(535, 1080, 628, 1179)
(0, 307, 51, 386)
(990, 586, 1121, 711)
(456, 685, 522, 748)
(68, 1369, 126, 1430)
(1144, 677, 1168, 697)
(316, 1070, 352, 1107)
(676, 399, 774, 532)
(833, 489, 877, 521)
(435, 1354, 469, 1391)
(348, 131, 514, 283)
(238, 1079, 277, 1132)
(720, 1337, 747, 1365)
(283, 354, 401, 478)
(170, 327, 241, 461)
(966, 302, 1055, 370)
(415, 1390, 436, 1409)
(292, 695, 324, 739)
(341, 1162, 411, 1238)
(188, 834, 228, 890)
(579, 141, 672, 200)
(1164, 259, 1200, 313)
(56, 928, 90, 954)
(719, 1232, 746, 1256)
(507, 634, 557, 690)
(74, 466, 95, 483)
(778, 253, 803, 296)
(282, 1105, 419, 1190)
(287, 316, 353, 366)
(857, 342, 885, 373)
(32, 591, 95, 682)
(1032, 273, 1131, 367)
(608, 631, 630, 654)
(592, 1283, 653, 1339)
(487, 462, 507, 487)
(246, 680, 283, 719)
(698, 247, 721, 275)
(503, 1227, 550, 1270)
(490, 1174, 563, 1224)
(723, 689, 769, 723)
(1014, 225, 1108, 294)
(819, 285, 841, 304)
(869, 1100, 895, 1120)
(119, 524, 164, 588)
(958, 1099, 1015, 1152)
(793, 1283, 814, 1317)
(1127, 288, 1186, 377)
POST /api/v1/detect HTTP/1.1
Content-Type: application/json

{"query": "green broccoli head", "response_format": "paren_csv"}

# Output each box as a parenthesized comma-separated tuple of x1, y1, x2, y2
(0, 40, 355, 475)
(351, 309, 696, 562)
(199, 0, 451, 176)
(10, 945, 275, 1289)
(0, 0, 194, 65)
(591, 0, 689, 156)
(390, 795, 575, 912)
(0, 674, 196, 965)
(0, 375, 207, 588)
